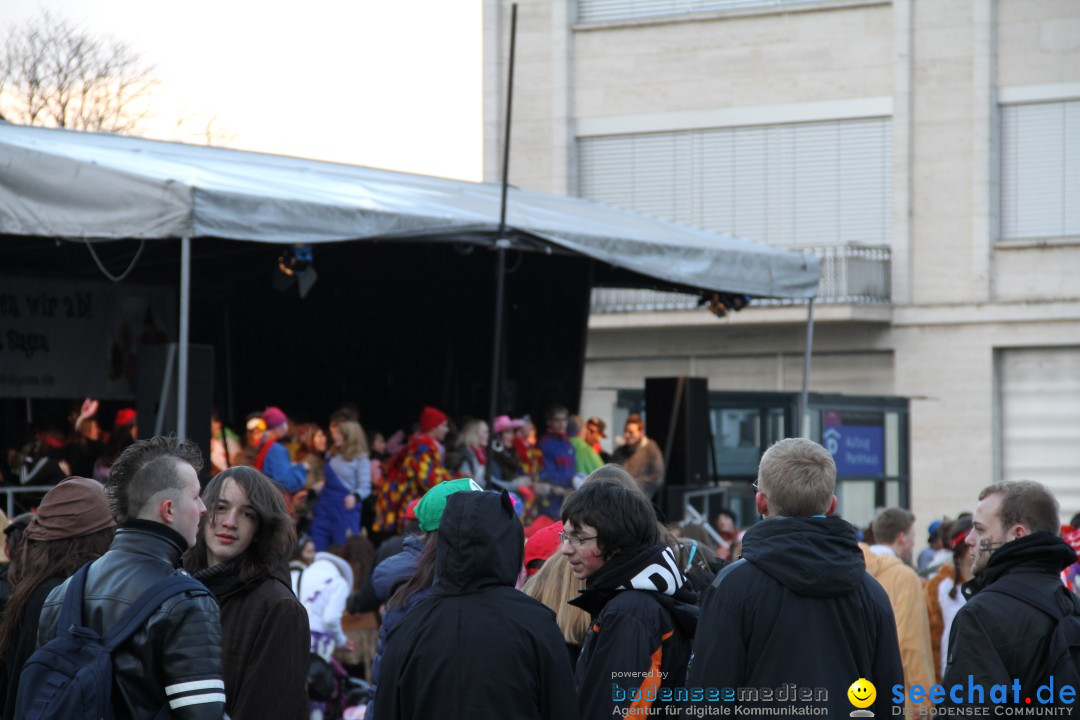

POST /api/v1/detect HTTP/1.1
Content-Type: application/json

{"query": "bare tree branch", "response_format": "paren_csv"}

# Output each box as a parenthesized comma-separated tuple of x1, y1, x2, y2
(0, 9, 157, 133)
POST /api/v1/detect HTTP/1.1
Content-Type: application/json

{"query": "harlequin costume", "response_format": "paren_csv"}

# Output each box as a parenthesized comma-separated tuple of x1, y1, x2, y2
(372, 408, 452, 535)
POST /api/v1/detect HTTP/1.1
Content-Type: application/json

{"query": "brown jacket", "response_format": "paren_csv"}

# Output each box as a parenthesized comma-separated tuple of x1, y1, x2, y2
(198, 562, 310, 720)
(861, 544, 935, 709)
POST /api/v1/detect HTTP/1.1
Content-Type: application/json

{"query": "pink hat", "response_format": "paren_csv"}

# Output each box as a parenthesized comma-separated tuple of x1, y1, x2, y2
(492, 415, 524, 434)
(262, 406, 287, 430)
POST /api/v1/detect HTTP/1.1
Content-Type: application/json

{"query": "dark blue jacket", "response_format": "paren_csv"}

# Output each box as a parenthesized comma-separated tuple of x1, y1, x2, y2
(366, 534, 427, 719)
(688, 516, 903, 718)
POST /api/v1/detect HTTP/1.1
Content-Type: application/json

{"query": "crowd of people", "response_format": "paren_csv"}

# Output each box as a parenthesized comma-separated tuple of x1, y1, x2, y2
(0, 400, 1078, 720)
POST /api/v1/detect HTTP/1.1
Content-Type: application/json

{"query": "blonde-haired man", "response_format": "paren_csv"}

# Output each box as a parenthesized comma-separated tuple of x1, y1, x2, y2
(688, 438, 902, 717)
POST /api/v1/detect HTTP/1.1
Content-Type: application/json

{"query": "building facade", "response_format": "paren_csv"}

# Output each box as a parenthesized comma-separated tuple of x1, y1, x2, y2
(482, 0, 1080, 528)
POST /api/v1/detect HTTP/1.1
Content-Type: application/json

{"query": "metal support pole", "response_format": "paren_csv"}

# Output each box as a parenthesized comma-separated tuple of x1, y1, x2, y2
(800, 298, 816, 438)
(487, 3, 517, 465)
(178, 236, 191, 439)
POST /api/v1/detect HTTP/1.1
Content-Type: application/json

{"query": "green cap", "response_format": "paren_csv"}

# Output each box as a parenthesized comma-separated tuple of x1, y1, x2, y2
(415, 478, 483, 532)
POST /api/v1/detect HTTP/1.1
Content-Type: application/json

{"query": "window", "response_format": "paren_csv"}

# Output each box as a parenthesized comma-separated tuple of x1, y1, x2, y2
(578, 0, 824, 23)
(1000, 101, 1080, 241)
(578, 118, 892, 247)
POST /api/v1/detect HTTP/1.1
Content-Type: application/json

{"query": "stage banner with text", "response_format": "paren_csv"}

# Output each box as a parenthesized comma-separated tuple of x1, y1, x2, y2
(0, 277, 175, 399)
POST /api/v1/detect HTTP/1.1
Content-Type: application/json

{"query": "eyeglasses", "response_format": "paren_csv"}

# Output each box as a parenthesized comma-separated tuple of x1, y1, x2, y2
(558, 531, 597, 548)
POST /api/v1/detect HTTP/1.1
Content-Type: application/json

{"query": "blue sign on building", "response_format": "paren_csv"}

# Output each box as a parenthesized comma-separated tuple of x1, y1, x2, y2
(823, 411, 884, 478)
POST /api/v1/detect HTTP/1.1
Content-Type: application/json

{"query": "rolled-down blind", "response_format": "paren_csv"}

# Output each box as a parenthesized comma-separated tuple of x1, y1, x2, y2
(1000, 347, 1080, 521)
(1001, 101, 1080, 240)
(578, 117, 892, 247)
(579, 0, 822, 23)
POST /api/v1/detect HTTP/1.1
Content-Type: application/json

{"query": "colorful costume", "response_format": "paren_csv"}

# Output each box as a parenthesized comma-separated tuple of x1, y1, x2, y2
(372, 433, 451, 534)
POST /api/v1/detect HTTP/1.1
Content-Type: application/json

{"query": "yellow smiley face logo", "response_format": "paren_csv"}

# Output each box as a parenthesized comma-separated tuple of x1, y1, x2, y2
(847, 678, 876, 709)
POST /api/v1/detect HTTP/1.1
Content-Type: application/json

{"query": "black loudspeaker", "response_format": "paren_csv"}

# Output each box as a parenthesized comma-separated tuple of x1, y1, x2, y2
(136, 344, 214, 478)
(645, 376, 710, 488)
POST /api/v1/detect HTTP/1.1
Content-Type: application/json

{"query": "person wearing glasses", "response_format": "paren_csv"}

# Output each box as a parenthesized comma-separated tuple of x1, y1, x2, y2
(559, 467, 697, 719)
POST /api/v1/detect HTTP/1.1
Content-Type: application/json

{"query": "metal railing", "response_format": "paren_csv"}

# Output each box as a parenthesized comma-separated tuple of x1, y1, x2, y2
(590, 243, 891, 313)
(0, 486, 56, 519)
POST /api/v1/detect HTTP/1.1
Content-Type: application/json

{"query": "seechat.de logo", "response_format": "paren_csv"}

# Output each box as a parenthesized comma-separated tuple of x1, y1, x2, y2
(850, 679, 877, 718)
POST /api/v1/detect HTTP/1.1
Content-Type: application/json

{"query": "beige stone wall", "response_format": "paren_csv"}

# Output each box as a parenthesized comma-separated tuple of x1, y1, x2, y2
(908, 0, 976, 305)
(572, 4, 893, 118)
(485, 0, 569, 193)
(998, 0, 1080, 86)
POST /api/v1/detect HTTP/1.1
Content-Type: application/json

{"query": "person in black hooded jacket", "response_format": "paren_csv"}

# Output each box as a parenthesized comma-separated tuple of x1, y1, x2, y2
(688, 439, 903, 718)
(942, 480, 1078, 708)
(373, 489, 578, 720)
(561, 468, 699, 719)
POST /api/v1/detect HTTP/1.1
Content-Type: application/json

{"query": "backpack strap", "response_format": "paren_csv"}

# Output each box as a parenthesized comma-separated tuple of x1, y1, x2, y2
(982, 577, 1080, 621)
(101, 574, 206, 652)
(57, 563, 92, 639)
(710, 557, 746, 589)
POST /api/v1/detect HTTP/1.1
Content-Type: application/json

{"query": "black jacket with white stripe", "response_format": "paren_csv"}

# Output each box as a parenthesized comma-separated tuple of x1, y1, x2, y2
(569, 543, 699, 719)
(37, 520, 225, 720)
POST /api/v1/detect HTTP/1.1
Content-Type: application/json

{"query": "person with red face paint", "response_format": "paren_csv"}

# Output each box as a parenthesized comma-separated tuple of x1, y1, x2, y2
(560, 466, 697, 719)
(185, 466, 309, 720)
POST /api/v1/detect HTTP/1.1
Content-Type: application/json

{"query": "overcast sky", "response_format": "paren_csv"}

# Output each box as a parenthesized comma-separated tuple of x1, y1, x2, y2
(0, 0, 484, 180)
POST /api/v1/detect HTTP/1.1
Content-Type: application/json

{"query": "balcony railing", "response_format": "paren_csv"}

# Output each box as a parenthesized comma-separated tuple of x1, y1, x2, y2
(590, 244, 891, 314)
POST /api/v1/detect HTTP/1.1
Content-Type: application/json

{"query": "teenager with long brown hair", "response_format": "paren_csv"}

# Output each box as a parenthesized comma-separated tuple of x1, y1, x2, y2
(184, 466, 309, 720)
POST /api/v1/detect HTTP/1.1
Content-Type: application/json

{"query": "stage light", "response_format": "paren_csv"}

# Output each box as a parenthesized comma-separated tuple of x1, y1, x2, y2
(272, 244, 318, 298)
(700, 292, 750, 318)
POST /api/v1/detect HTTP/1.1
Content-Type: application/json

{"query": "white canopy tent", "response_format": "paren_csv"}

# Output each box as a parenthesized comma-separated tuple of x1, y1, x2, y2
(0, 123, 821, 434)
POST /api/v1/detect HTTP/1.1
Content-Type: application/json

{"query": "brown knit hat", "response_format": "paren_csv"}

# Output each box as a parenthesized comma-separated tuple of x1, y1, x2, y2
(25, 477, 116, 542)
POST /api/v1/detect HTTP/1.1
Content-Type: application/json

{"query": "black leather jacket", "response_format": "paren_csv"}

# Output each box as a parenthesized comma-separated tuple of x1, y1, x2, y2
(38, 520, 225, 720)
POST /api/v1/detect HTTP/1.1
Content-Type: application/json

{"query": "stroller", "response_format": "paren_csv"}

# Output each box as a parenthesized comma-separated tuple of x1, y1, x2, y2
(308, 653, 372, 720)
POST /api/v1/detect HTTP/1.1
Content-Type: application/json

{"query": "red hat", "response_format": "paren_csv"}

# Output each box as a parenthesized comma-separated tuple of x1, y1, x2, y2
(419, 406, 448, 433)
(523, 512, 553, 539)
(401, 498, 422, 522)
(114, 408, 136, 428)
(524, 521, 563, 576)
(262, 406, 287, 430)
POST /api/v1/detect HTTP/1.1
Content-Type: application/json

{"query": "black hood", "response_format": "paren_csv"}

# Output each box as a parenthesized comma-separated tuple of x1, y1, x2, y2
(434, 490, 523, 594)
(740, 515, 866, 597)
(964, 531, 1077, 598)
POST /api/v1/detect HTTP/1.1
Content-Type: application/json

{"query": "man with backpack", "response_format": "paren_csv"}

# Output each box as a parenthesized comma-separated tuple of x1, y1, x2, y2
(943, 480, 1079, 707)
(28, 435, 225, 720)
(687, 438, 903, 717)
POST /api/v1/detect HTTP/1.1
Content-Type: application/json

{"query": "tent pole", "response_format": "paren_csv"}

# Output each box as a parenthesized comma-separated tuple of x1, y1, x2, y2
(178, 236, 191, 440)
(487, 3, 517, 463)
(800, 298, 816, 439)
